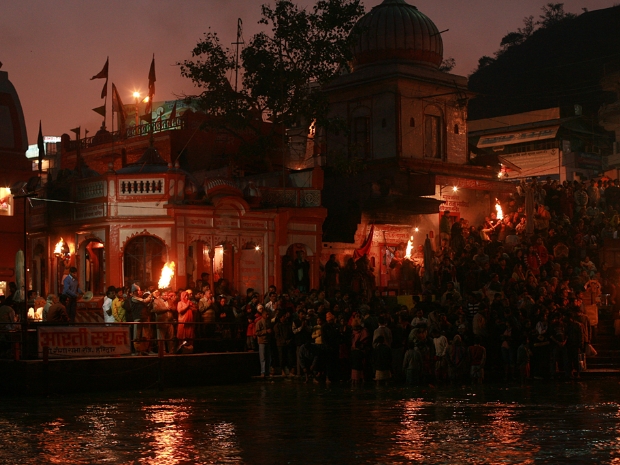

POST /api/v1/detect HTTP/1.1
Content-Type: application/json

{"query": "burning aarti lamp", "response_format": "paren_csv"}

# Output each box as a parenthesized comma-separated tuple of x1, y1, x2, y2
(54, 238, 70, 259)
(158, 262, 175, 289)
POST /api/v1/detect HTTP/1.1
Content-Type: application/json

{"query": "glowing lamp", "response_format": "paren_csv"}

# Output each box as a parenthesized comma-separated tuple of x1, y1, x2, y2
(54, 238, 70, 259)
(158, 262, 175, 289)
(495, 199, 504, 220)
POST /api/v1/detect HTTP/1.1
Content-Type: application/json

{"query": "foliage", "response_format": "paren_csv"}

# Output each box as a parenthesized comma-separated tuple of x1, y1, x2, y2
(438, 57, 456, 73)
(178, 0, 365, 167)
(468, 2, 620, 120)
(480, 3, 577, 67)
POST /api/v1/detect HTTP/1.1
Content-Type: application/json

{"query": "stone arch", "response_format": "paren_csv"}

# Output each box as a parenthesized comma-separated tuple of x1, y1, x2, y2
(123, 234, 168, 289)
(78, 236, 106, 296)
(213, 195, 249, 217)
(120, 229, 169, 255)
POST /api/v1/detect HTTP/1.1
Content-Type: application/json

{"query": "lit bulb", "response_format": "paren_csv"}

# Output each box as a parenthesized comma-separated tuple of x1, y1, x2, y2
(414, 227, 419, 232)
(452, 186, 458, 192)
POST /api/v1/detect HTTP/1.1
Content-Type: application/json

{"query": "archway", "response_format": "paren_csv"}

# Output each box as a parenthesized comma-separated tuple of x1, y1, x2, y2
(213, 241, 236, 295)
(81, 239, 105, 295)
(123, 235, 166, 289)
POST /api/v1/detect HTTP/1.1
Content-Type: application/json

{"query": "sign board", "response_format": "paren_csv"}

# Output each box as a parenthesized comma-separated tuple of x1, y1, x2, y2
(38, 326, 131, 358)
(74, 203, 106, 220)
(477, 126, 559, 148)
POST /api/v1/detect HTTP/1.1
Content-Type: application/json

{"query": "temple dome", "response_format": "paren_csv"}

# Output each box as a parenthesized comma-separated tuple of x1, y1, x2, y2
(0, 70, 28, 153)
(351, 0, 443, 70)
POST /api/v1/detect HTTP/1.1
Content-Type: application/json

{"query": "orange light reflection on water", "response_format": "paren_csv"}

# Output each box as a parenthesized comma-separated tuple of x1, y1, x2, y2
(391, 400, 537, 464)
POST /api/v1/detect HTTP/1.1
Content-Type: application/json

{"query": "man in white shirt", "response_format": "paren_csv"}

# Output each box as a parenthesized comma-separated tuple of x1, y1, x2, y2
(102, 286, 116, 325)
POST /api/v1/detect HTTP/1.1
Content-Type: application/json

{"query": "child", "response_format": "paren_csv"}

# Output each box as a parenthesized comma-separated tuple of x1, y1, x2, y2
(468, 337, 486, 384)
(372, 335, 392, 386)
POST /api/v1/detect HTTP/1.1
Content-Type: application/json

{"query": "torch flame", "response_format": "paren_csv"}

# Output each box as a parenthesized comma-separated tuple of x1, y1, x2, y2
(495, 199, 503, 220)
(405, 236, 414, 259)
(54, 239, 64, 255)
(158, 262, 175, 289)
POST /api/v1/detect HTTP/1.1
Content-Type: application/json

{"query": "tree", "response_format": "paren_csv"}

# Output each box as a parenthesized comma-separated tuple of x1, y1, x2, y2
(537, 3, 576, 28)
(439, 57, 456, 73)
(178, 0, 364, 170)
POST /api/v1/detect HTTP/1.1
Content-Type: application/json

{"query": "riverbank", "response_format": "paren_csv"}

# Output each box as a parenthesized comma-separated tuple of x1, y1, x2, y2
(0, 351, 259, 395)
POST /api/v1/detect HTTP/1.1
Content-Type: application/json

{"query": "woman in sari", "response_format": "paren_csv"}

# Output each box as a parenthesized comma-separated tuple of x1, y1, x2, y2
(177, 290, 196, 352)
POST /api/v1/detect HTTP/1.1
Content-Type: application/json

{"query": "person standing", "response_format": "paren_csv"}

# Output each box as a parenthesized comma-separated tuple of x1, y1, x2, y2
(324, 254, 340, 299)
(102, 286, 116, 325)
(255, 309, 273, 377)
(62, 267, 83, 323)
(112, 287, 126, 323)
(152, 289, 175, 354)
(439, 210, 452, 245)
(176, 290, 196, 353)
(130, 284, 153, 354)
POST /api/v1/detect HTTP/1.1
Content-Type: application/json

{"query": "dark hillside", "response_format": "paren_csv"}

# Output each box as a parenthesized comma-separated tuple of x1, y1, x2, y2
(468, 6, 620, 120)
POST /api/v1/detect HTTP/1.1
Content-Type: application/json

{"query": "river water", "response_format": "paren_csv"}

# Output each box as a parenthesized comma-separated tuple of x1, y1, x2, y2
(1, 379, 620, 464)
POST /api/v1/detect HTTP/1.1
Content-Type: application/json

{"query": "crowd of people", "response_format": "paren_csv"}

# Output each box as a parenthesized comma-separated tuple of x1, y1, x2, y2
(1, 177, 618, 382)
(244, 177, 619, 384)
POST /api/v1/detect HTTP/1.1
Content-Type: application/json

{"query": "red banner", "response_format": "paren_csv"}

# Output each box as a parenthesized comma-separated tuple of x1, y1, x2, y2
(38, 326, 131, 358)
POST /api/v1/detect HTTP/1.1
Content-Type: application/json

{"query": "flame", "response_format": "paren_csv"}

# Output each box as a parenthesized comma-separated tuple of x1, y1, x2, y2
(495, 199, 503, 220)
(54, 239, 64, 255)
(158, 262, 175, 289)
(405, 236, 414, 259)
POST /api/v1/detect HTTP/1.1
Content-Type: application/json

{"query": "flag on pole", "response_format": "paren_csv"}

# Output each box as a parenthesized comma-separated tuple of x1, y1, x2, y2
(148, 55, 156, 97)
(353, 223, 375, 261)
(140, 111, 153, 124)
(92, 105, 106, 117)
(112, 83, 127, 133)
(37, 120, 45, 172)
(90, 57, 108, 80)
(70, 127, 81, 137)
(91, 57, 108, 99)
(37, 121, 45, 159)
(100, 80, 108, 99)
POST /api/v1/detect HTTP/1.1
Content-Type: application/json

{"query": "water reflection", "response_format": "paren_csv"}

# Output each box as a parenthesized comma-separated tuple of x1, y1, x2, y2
(1, 381, 620, 464)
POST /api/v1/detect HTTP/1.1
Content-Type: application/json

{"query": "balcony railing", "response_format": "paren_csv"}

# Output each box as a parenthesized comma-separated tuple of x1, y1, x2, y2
(66, 117, 185, 151)
(119, 178, 165, 195)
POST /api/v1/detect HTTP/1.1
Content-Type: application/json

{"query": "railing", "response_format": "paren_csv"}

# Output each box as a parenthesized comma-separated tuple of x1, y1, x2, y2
(1, 322, 248, 361)
(119, 178, 164, 195)
(65, 117, 185, 151)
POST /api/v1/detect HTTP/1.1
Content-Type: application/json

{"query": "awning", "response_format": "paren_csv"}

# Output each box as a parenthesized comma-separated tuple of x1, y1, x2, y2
(363, 196, 444, 224)
(477, 126, 559, 148)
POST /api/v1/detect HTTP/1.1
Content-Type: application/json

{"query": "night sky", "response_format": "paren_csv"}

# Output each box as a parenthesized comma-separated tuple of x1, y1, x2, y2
(1, 0, 616, 144)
